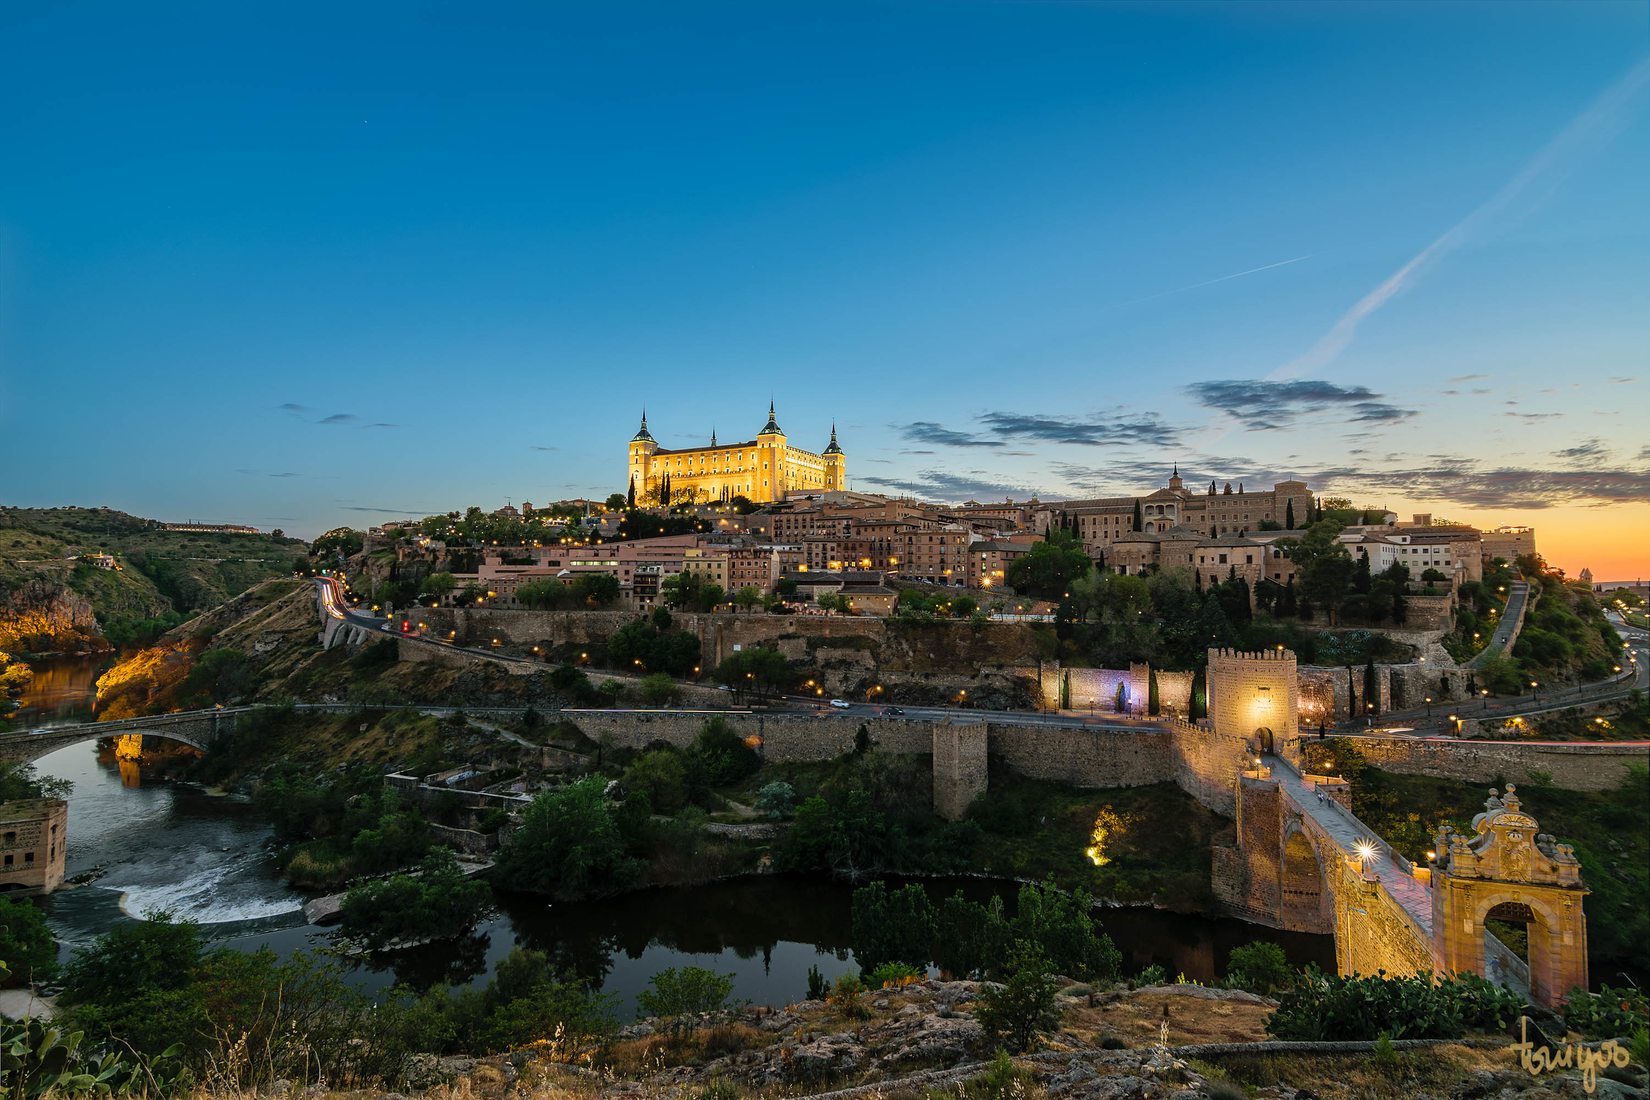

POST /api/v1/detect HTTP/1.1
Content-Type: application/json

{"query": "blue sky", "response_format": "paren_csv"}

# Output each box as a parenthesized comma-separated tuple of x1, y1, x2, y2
(2, 2, 1647, 574)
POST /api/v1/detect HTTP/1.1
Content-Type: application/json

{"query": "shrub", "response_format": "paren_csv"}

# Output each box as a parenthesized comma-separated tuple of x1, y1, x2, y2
(1134, 963, 1168, 988)
(1564, 984, 1649, 1039)
(1225, 941, 1291, 995)
(636, 966, 734, 1037)
(865, 961, 924, 988)
(830, 972, 869, 1020)
(1266, 968, 1524, 1041)
(806, 964, 828, 1001)
(754, 781, 796, 820)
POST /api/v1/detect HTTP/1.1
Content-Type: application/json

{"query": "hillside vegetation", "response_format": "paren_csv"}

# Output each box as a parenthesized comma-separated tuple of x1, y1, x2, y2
(0, 506, 306, 652)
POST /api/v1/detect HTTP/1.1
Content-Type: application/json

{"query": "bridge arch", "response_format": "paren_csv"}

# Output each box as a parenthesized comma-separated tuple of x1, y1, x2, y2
(1463, 889, 1577, 1006)
(1254, 727, 1275, 755)
(1280, 820, 1332, 932)
(0, 724, 214, 766)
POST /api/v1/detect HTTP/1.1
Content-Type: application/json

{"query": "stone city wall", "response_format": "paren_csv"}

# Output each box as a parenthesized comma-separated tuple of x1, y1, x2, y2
(1012, 663, 1194, 716)
(991, 724, 1174, 789)
(1169, 718, 1251, 815)
(1346, 735, 1648, 792)
(405, 608, 1044, 673)
(555, 709, 1182, 792)
(1298, 663, 1478, 724)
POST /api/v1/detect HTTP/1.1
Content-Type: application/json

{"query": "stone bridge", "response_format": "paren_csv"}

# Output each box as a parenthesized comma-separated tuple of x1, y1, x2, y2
(1204, 648, 1590, 1007)
(0, 707, 258, 765)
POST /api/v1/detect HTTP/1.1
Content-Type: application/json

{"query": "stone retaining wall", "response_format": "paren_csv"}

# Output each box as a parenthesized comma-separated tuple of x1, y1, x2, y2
(1346, 735, 1647, 792)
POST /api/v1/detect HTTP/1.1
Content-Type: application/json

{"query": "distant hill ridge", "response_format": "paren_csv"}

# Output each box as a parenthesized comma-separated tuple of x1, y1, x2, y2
(0, 505, 307, 653)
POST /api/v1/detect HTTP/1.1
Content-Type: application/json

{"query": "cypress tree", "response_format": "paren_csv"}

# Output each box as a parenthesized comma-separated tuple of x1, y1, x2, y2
(1346, 666, 1357, 719)
(1364, 659, 1379, 716)
(626, 476, 636, 509)
(1354, 553, 1372, 594)
(1285, 499, 1296, 530)
(1148, 668, 1160, 716)
(1189, 667, 1207, 721)
(1132, 499, 1143, 532)
(1280, 577, 1297, 617)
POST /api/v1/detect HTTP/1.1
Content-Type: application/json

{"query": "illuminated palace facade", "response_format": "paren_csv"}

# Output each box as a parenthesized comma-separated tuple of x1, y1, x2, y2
(627, 403, 846, 505)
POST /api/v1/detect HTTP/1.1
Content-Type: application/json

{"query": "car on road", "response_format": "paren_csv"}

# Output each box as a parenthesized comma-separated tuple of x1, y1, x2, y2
(829, 699, 852, 709)
(885, 706, 905, 715)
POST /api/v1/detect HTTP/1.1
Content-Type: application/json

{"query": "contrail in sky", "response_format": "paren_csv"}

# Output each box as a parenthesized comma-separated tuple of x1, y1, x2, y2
(1118, 254, 1312, 308)
(1272, 54, 1650, 382)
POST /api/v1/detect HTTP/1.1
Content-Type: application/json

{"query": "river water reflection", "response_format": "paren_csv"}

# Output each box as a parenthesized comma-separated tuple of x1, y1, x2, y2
(19, 658, 1334, 1018)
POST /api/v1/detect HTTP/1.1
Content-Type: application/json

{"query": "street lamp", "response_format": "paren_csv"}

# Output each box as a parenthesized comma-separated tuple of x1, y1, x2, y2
(1530, 680, 1540, 701)
(1424, 695, 1432, 717)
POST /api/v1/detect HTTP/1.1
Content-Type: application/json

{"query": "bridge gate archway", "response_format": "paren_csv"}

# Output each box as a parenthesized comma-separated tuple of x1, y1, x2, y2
(1431, 785, 1589, 1008)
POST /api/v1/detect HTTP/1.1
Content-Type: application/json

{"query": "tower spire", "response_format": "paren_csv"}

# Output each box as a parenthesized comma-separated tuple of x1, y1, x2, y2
(759, 399, 783, 436)
(631, 407, 655, 443)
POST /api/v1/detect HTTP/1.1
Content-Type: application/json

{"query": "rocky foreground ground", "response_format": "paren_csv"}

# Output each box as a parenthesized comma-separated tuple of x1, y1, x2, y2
(347, 983, 1645, 1100)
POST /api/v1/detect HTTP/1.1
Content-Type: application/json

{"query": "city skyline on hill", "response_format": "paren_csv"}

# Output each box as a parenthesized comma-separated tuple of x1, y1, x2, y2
(2, 3, 1646, 577)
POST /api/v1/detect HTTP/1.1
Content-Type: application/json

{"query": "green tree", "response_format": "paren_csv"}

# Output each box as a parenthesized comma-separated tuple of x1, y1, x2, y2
(622, 749, 689, 813)
(516, 578, 571, 610)
(713, 645, 793, 699)
(974, 941, 1060, 1053)
(58, 913, 211, 1058)
(0, 762, 71, 802)
(1197, 591, 1235, 649)
(1006, 529, 1094, 600)
(422, 571, 457, 599)
(577, 572, 621, 606)
(0, 897, 56, 987)
(776, 789, 889, 876)
(691, 717, 760, 786)
(933, 892, 1011, 980)
(851, 881, 936, 972)
(1011, 879, 1121, 982)
(732, 585, 764, 611)
(638, 672, 679, 706)
(339, 848, 491, 951)
(493, 777, 641, 898)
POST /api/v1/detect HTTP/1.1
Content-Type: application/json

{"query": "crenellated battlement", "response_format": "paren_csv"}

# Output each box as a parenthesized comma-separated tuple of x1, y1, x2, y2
(1209, 647, 1298, 663)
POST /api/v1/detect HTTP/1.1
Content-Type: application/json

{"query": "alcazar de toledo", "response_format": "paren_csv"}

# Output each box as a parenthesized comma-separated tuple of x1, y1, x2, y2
(628, 403, 846, 505)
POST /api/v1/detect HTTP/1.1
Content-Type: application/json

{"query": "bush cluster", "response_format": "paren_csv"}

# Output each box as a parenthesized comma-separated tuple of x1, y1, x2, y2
(1266, 968, 1525, 1040)
(849, 878, 1121, 984)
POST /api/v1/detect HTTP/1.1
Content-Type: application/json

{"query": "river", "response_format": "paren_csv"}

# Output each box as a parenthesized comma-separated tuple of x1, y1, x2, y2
(17, 655, 1335, 1016)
